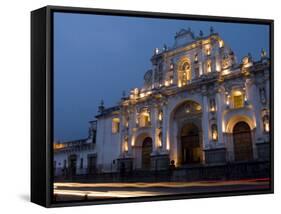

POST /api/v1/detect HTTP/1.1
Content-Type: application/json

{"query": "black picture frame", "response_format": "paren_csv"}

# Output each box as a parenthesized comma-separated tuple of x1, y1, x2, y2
(31, 5, 274, 208)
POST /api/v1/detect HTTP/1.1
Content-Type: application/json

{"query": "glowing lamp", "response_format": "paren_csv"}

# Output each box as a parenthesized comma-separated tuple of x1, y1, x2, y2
(211, 124, 218, 141)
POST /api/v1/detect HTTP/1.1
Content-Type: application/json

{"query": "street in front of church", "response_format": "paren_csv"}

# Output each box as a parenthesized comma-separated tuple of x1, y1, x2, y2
(53, 178, 270, 201)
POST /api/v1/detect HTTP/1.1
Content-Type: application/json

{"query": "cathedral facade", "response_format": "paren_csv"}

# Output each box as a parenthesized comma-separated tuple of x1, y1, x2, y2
(54, 28, 270, 176)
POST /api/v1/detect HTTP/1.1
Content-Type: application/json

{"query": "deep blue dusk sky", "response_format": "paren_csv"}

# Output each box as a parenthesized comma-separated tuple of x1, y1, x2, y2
(54, 12, 269, 142)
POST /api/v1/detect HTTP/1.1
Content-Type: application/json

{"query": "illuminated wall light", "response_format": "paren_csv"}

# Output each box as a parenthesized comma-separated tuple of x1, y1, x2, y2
(242, 56, 253, 68)
(178, 82, 182, 88)
(158, 111, 163, 121)
(222, 69, 230, 75)
(166, 140, 170, 150)
(124, 139, 129, 152)
(205, 46, 211, 56)
(112, 118, 120, 133)
(170, 79, 173, 84)
(158, 138, 162, 148)
(147, 113, 151, 122)
(216, 61, 221, 72)
(131, 136, 135, 147)
(211, 124, 218, 141)
(194, 54, 198, 62)
(212, 130, 218, 141)
(263, 115, 270, 133)
(226, 95, 230, 106)
(134, 88, 139, 95)
(155, 48, 159, 54)
(164, 80, 169, 86)
(219, 40, 224, 48)
(139, 93, 145, 98)
(207, 60, 212, 72)
(265, 123, 270, 132)
(222, 120, 225, 132)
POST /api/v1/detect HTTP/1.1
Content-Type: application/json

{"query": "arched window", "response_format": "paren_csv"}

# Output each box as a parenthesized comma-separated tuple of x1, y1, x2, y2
(112, 118, 120, 133)
(178, 59, 191, 87)
(182, 61, 190, 83)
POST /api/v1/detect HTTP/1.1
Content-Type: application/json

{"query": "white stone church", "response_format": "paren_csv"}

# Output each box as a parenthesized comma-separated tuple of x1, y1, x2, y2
(54, 28, 270, 177)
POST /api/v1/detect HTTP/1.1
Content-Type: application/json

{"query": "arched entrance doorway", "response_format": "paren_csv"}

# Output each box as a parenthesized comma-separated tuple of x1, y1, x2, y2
(233, 121, 253, 161)
(180, 123, 202, 165)
(142, 137, 152, 169)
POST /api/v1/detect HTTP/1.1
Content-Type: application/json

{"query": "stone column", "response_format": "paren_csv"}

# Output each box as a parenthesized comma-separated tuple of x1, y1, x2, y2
(216, 92, 223, 144)
(162, 104, 168, 152)
(251, 84, 263, 139)
(211, 56, 216, 72)
(200, 50, 205, 75)
(128, 106, 137, 146)
(118, 112, 124, 156)
(202, 95, 210, 149)
(151, 104, 158, 152)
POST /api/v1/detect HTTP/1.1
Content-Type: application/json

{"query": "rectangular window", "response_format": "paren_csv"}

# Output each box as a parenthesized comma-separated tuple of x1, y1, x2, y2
(112, 118, 120, 133)
(233, 95, 244, 108)
(80, 158, 83, 169)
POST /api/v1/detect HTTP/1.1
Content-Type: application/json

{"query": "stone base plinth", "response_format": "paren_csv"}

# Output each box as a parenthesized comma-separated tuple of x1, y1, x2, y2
(117, 157, 133, 173)
(256, 142, 270, 161)
(151, 154, 170, 171)
(205, 148, 226, 164)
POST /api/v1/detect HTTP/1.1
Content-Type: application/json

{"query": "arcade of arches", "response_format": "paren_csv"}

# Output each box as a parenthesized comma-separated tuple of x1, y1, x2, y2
(135, 100, 255, 169)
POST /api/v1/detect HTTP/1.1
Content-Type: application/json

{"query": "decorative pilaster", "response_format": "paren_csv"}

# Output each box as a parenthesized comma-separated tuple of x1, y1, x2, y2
(216, 91, 223, 144)
(162, 104, 168, 152)
(202, 95, 210, 149)
(128, 105, 137, 147)
(151, 104, 158, 152)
